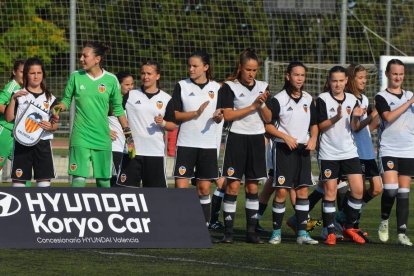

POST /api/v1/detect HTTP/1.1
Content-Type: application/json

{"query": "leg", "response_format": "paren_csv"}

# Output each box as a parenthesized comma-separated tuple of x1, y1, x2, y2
(197, 179, 212, 226)
(221, 178, 241, 243)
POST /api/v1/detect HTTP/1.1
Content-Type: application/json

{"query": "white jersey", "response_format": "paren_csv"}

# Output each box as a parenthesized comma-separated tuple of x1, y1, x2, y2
(376, 89, 414, 158)
(15, 89, 56, 140)
(108, 115, 125, 153)
(225, 80, 268, 135)
(124, 88, 172, 156)
(176, 79, 221, 149)
(317, 92, 359, 160)
(273, 90, 313, 144)
(353, 94, 375, 160)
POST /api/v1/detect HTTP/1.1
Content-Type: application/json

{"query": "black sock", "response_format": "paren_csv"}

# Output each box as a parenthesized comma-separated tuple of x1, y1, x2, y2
(322, 200, 336, 234)
(344, 196, 363, 229)
(381, 184, 398, 220)
(363, 191, 374, 204)
(199, 195, 211, 225)
(295, 198, 309, 232)
(396, 189, 409, 234)
(336, 183, 348, 212)
(210, 188, 224, 223)
(309, 188, 324, 211)
(245, 193, 259, 233)
(223, 194, 237, 235)
(271, 201, 285, 230)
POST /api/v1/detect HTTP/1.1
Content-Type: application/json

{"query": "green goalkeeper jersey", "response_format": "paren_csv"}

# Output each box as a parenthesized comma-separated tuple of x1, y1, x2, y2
(0, 79, 21, 130)
(61, 69, 124, 150)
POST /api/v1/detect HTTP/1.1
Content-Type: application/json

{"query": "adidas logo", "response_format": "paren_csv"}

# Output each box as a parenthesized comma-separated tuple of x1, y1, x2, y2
(327, 223, 335, 228)
(225, 215, 232, 221)
(250, 214, 259, 219)
(329, 108, 335, 112)
(189, 92, 195, 96)
(400, 224, 407, 229)
(273, 222, 278, 226)
(135, 100, 141, 104)
(239, 93, 245, 97)
(390, 102, 395, 105)
(287, 107, 293, 111)
(300, 220, 307, 225)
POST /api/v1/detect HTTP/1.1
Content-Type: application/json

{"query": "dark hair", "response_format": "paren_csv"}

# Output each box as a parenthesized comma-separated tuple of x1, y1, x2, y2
(83, 41, 110, 67)
(346, 64, 366, 95)
(116, 71, 134, 84)
(23, 57, 51, 100)
(228, 48, 260, 81)
(189, 50, 213, 80)
(322, 65, 347, 92)
(282, 61, 307, 95)
(385, 59, 404, 73)
(10, 59, 25, 80)
(142, 60, 161, 87)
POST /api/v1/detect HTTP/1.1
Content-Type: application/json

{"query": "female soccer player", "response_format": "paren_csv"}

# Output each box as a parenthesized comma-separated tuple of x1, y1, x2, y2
(117, 60, 175, 188)
(266, 61, 319, 245)
(5, 57, 58, 187)
(376, 59, 414, 246)
(55, 41, 132, 188)
(172, 50, 223, 225)
(316, 65, 366, 245)
(109, 71, 134, 186)
(346, 64, 382, 234)
(0, 59, 25, 181)
(219, 48, 271, 244)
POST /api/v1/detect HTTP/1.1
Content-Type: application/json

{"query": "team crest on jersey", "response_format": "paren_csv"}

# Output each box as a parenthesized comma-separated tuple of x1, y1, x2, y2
(25, 112, 42, 133)
(120, 174, 127, 183)
(98, 84, 106, 93)
(43, 101, 49, 110)
(156, 101, 163, 109)
(227, 167, 235, 177)
(346, 106, 351, 115)
(361, 163, 365, 173)
(387, 160, 394, 169)
(208, 91, 215, 99)
(178, 166, 186, 175)
(0, 156, 4, 163)
(303, 104, 308, 113)
(324, 169, 332, 178)
(278, 176, 286, 185)
(15, 169, 23, 178)
(70, 163, 77, 171)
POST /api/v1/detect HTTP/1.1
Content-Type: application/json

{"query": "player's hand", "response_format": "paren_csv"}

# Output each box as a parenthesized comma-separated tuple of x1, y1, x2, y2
(39, 120, 53, 131)
(305, 137, 317, 151)
(195, 101, 210, 118)
(283, 134, 298, 150)
(12, 90, 28, 100)
(352, 106, 364, 117)
(123, 127, 135, 159)
(336, 104, 342, 119)
(110, 130, 118, 141)
(212, 108, 223, 123)
(253, 91, 269, 109)
(154, 114, 165, 127)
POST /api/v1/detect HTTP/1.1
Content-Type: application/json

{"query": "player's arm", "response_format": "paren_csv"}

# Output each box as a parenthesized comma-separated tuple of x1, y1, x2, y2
(171, 83, 208, 122)
(306, 101, 318, 151)
(317, 97, 341, 132)
(154, 99, 178, 131)
(4, 90, 28, 122)
(375, 94, 414, 124)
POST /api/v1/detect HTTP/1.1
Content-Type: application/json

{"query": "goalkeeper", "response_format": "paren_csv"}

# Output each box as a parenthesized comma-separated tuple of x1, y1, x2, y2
(54, 41, 133, 188)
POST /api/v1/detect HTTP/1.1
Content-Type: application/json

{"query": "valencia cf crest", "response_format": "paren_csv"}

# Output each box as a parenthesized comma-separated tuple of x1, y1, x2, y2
(208, 91, 215, 99)
(0, 156, 4, 163)
(324, 169, 332, 178)
(156, 101, 163, 110)
(98, 84, 106, 93)
(227, 167, 235, 177)
(25, 112, 42, 133)
(15, 169, 23, 178)
(70, 163, 77, 171)
(278, 176, 286, 185)
(43, 101, 49, 110)
(303, 104, 308, 113)
(178, 166, 186, 175)
(120, 174, 127, 183)
(387, 160, 394, 169)
(346, 106, 351, 115)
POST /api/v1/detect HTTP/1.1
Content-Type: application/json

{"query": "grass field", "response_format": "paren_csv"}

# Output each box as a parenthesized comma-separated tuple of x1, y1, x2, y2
(0, 182, 413, 275)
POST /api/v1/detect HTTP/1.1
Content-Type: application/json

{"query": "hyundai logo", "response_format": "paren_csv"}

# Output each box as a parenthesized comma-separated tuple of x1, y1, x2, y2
(0, 192, 21, 217)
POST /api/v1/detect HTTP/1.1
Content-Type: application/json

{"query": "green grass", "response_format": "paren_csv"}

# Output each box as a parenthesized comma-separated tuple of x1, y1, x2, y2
(0, 183, 413, 275)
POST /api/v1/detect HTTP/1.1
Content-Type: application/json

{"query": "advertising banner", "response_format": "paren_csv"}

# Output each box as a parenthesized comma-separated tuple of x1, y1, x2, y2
(0, 188, 212, 248)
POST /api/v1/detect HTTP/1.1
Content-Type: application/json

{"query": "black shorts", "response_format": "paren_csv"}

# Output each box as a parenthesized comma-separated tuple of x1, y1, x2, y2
(380, 156, 414, 176)
(320, 157, 362, 181)
(11, 140, 55, 181)
(173, 146, 218, 180)
(117, 155, 167, 188)
(222, 132, 267, 180)
(360, 159, 380, 179)
(274, 143, 312, 189)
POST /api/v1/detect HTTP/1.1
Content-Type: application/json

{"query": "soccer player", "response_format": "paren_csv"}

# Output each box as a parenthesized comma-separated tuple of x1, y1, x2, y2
(117, 60, 176, 188)
(109, 71, 134, 186)
(0, 59, 29, 185)
(219, 48, 271, 244)
(316, 65, 366, 245)
(345, 64, 382, 239)
(54, 41, 133, 188)
(172, 50, 223, 226)
(5, 57, 58, 187)
(376, 59, 414, 246)
(266, 61, 319, 245)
